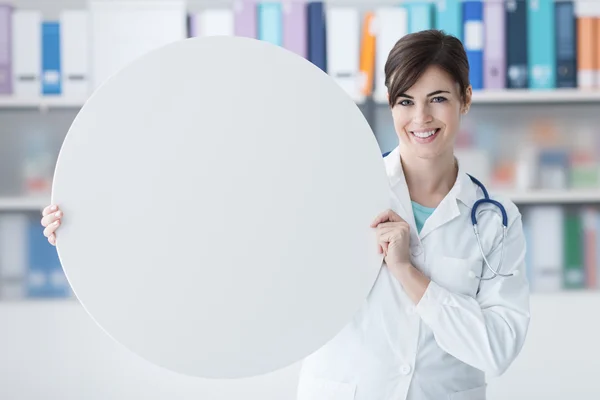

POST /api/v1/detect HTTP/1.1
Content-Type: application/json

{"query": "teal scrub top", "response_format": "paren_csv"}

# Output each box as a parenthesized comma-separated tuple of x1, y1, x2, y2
(411, 201, 436, 234)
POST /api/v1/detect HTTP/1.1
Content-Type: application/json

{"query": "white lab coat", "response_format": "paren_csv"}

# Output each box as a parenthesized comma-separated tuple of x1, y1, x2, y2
(296, 146, 531, 400)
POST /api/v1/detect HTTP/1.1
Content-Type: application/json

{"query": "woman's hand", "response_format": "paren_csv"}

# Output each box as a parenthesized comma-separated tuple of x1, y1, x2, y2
(370, 209, 411, 269)
(41, 204, 63, 246)
(371, 209, 430, 303)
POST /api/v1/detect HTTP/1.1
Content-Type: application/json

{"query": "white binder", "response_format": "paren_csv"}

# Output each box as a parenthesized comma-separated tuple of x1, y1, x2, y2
(528, 206, 564, 292)
(90, 0, 187, 90)
(326, 6, 362, 103)
(373, 7, 408, 104)
(11, 10, 41, 97)
(192, 8, 235, 37)
(60, 10, 90, 98)
(0, 214, 28, 300)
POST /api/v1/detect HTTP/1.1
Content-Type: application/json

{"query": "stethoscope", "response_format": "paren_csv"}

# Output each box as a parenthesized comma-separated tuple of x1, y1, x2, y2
(467, 174, 519, 281)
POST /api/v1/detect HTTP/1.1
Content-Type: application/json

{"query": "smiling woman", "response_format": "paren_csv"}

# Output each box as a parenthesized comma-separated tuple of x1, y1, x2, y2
(297, 29, 531, 400)
(385, 30, 472, 174)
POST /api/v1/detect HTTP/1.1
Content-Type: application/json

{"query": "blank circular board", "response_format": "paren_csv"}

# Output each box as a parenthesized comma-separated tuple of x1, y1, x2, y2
(51, 36, 389, 379)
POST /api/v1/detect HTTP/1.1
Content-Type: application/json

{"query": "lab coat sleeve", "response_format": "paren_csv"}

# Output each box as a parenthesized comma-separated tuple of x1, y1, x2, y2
(414, 211, 531, 377)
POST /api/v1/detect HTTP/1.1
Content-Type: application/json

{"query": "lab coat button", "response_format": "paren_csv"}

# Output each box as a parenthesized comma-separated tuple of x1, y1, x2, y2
(400, 364, 412, 375)
(411, 245, 422, 257)
(406, 305, 415, 315)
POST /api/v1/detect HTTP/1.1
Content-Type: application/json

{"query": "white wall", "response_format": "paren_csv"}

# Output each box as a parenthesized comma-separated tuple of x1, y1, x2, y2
(0, 300, 303, 400)
(487, 292, 600, 400)
(2, 293, 599, 400)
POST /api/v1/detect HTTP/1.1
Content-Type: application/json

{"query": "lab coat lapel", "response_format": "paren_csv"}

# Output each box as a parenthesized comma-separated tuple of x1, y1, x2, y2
(418, 159, 479, 240)
(383, 147, 418, 233)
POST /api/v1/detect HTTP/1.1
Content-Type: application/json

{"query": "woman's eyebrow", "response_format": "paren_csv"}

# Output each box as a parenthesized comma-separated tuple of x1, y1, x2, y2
(397, 90, 451, 99)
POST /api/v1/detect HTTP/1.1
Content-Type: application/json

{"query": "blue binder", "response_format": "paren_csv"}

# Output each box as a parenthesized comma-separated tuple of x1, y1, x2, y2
(307, 2, 327, 72)
(42, 21, 61, 95)
(27, 220, 70, 298)
(258, 2, 282, 46)
(505, 0, 528, 88)
(527, 0, 556, 89)
(555, 1, 577, 88)
(435, 0, 462, 40)
(463, 1, 483, 90)
(407, 1, 434, 33)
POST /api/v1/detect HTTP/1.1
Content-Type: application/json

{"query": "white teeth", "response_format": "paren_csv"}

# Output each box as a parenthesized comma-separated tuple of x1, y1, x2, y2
(412, 129, 437, 138)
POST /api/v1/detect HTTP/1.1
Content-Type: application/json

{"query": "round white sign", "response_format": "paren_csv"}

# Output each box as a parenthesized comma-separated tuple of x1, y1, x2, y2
(52, 36, 389, 379)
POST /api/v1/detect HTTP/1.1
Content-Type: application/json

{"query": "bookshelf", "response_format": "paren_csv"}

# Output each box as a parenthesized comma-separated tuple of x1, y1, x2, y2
(0, 196, 50, 211)
(0, 96, 87, 109)
(470, 88, 600, 104)
(494, 189, 600, 204)
(373, 88, 600, 105)
(1, 88, 600, 111)
(3, 189, 600, 213)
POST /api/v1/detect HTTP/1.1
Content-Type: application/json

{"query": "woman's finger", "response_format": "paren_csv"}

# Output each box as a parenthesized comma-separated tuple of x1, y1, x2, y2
(43, 219, 60, 238)
(370, 209, 393, 227)
(380, 241, 389, 255)
(370, 209, 405, 227)
(41, 210, 62, 228)
(42, 204, 58, 217)
(48, 233, 56, 245)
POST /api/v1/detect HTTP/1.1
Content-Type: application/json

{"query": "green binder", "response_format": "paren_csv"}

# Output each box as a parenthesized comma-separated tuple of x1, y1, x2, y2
(563, 211, 585, 289)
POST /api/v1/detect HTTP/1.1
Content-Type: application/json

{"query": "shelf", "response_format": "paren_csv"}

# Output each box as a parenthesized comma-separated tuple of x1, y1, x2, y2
(471, 88, 600, 104)
(373, 88, 600, 105)
(494, 189, 600, 204)
(0, 96, 86, 109)
(2, 190, 600, 212)
(2, 89, 599, 109)
(0, 196, 49, 212)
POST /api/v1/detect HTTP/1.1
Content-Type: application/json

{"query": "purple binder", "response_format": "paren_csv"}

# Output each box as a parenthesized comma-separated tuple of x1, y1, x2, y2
(234, 0, 257, 38)
(282, 1, 306, 58)
(483, 0, 505, 89)
(188, 13, 197, 38)
(0, 4, 12, 94)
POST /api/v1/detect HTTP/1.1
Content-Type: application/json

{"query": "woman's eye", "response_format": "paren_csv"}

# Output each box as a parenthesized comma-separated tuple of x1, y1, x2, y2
(432, 96, 447, 103)
(397, 99, 412, 106)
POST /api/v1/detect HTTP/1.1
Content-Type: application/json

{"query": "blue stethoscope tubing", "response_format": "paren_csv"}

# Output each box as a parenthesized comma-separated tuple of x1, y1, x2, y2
(467, 174, 518, 281)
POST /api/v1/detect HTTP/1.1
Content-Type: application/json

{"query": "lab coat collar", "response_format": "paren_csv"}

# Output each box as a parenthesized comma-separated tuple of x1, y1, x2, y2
(383, 146, 479, 239)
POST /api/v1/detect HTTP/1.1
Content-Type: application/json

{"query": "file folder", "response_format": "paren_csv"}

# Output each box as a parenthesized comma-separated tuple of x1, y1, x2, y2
(307, 1, 327, 72)
(191, 8, 235, 37)
(234, 0, 257, 38)
(527, 0, 556, 89)
(258, 2, 283, 46)
(555, 1, 577, 88)
(42, 22, 61, 95)
(326, 6, 361, 102)
(373, 7, 408, 104)
(483, 0, 505, 89)
(463, 1, 483, 90)
(0, 4, 12, 94)
(282, 1, 307, 58)
(435, 0, 462, 40)
(506, 0, 528, 88)
(11, 9, 41, 96)
(60, 10, 90, 97)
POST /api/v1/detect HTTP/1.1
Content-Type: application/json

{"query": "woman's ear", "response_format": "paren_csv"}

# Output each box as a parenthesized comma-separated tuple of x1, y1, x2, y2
(461, 85, 473, 114)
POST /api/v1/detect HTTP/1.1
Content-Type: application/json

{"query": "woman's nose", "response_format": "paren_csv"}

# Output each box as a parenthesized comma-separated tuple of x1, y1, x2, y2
(412, 105, 433, 124)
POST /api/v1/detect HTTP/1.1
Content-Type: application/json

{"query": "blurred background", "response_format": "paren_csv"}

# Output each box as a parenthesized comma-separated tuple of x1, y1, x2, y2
(1, 0, 599, 398)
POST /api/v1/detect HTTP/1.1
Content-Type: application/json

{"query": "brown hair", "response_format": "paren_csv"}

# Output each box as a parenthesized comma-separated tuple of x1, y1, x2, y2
(384, 29, 470, 107)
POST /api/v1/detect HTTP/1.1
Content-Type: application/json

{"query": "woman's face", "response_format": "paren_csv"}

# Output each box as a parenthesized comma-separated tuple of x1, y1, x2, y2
(389, 65, 472, 161)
